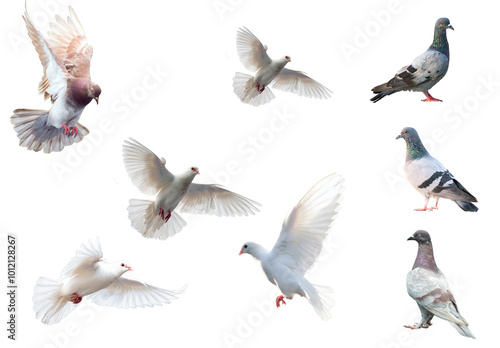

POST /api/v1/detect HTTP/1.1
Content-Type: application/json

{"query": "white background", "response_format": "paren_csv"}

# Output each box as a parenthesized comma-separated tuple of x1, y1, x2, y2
(1, 0, 498, 347)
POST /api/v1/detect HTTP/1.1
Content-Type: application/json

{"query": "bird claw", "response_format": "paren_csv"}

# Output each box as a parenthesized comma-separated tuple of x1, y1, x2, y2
(276, 295, 286, 308)
(61, 125, 70, 135)
(414, 207, 437, 211)
(255, 82, 265, 94)
(69, 126, 78, 137)
(69, 293, 82, 304)
(421, 93, 442, 102)
(404, 323, 419, 330)
(157, 206, 171, 222)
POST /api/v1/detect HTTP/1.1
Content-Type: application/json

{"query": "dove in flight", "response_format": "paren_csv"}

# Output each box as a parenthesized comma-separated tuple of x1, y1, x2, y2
(33, 238, 185, 325)
(123, 138, 261, 240)
(233, 27, 332, 106)
(11, 5, 101, 153)
(239, 173, 344, 320)
(397, 127, 478, 212)
(406, 230, 475, 338)
(371, 18, 453, 103)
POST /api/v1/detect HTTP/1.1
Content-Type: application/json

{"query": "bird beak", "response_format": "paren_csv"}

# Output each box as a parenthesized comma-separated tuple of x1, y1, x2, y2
(126, 266, 133, 271)
(196, 170, 200, 174)
(94, 96, 99, 104)
(239, 250, 243, 255)
(396, 134, 403, 140)
(407, 236, 415, 241)
(447, 24, 454, 30)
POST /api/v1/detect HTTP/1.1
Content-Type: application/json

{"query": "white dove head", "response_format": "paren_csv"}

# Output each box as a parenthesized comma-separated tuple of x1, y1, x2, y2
(239, 242, 259, 256)
(280, 56, 291, 65)
(187, 166, 200, 176)
(109, 261, 133, 277)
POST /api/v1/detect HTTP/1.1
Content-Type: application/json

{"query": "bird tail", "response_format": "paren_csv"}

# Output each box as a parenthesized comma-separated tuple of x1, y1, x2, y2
(10, 109, 89, 153)
(33, 277, 77, 325)
(449, 322, 476, 339)
(233, 72, 275, 106)
(454, 201, 478, 212)
(127, 199, 187, 240)
(299, 278, 334, 320)
(370, 90, 395, 103)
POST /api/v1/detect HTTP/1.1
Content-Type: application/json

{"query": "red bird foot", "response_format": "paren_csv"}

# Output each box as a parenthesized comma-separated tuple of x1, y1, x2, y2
(61, 125, 71, 135)
(255, 82, 265, 94)
(157, 206, 171, 222)
(69, 293, 82, 304)
(414, 207, 437, 212)
(276, 295, 286, 308)
(404, 323, 418, 330)
(421, 92, 442, 102)
(69, 126, 78, 137)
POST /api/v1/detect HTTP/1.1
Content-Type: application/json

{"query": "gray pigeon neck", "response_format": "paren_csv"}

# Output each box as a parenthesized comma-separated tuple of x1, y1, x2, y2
(413, 243, 439, 272)
(406, 138, 429, 161)
(429, 29, 449, 58)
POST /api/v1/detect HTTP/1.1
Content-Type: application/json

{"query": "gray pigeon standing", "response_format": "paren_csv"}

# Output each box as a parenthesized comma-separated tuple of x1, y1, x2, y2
(397, 127, 478, 212)
(406, 230, 475, 339)
(371, 18, 453, 103)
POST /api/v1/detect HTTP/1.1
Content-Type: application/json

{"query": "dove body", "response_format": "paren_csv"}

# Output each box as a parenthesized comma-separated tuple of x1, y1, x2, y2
(254, 58, 289, 88)
(154, 169, 197, 214)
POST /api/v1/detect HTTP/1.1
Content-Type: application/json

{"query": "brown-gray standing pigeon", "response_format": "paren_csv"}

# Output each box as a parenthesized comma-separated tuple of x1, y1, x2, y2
(10, 6, 101, 153)
(405, 230, 475, 339)
(371, 18, 453, 103)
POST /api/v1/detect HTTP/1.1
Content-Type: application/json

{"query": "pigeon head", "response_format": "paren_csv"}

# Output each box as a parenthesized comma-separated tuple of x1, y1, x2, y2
(239, 242, 259, 256)
(396, 127, 419, 142)
(435, 18, 454, 31)
(188, 166, 200, 175)
(107, 261, 133, 278)
(407, 230, 431, 244)
(70, 80, 101, 106)
(279, 56, 291, 66)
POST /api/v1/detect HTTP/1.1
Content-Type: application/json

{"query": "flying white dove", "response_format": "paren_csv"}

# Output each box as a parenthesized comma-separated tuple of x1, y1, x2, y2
(123, 138, 261, 240)
(239, 173, 344, 320)
(33, 238, 185, 325)
(11, 5, 101, 153)
(233, 27, 332, 106)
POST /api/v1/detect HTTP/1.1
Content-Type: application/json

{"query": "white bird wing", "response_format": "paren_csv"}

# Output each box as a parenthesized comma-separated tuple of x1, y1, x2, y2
(59, 238, 103, 280)
(87, 278, 186, 308)
(272, 68, 332, 99)
(236, 27, 272, 72)
(407, 268, 467, 325)
(23, 7, 70, 102)
(177, 183, 260, 217)
(270, 173, 344, 275)
(123, 138, 174, 196)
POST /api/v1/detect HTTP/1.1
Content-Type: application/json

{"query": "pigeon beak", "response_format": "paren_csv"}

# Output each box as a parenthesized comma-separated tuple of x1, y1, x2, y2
(94, 96, 99, 104)
(396, 134, 403, 140)
(447, 24, 454, 30)
(238, 250, 243, 255)
(126, 266, 133, 271)
(196, 170, 200, 174)
(407, 236, 415, 241)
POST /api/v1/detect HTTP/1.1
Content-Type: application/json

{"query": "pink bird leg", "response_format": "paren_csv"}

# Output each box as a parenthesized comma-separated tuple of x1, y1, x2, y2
(276, 295, 286, 308)
(158, 206, 171, 222)
(69, 126, 78, 137)
(421, 92, 442, 102)
(61, 125, 71, 135)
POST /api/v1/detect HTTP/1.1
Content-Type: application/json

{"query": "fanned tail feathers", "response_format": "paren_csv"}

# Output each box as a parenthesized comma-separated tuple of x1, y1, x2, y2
(233, 72, 275, 106)
(33, 277, 76, 325)
(11, 109, 88, 153)
(127, 199, 186, 240)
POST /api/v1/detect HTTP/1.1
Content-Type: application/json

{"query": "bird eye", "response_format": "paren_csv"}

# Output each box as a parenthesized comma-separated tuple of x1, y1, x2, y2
(405, 131, 408, 134)
(440, 21, 444, 25)
(121, 263, 125, 267)
(191, 167, 195, 171)
(244, 245, 248, 248)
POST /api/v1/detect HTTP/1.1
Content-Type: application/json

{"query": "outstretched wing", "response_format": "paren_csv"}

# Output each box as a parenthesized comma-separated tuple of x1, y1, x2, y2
(88, 278, 186, 308)
(123, 138, 174, 196)
(24, 7, 70, 102)
(177, 183, 260, 217)
(59, 238, 103, 280)
(272, 68, 332, 99)
(236, 27, 272, 72)
(270, 173, 344, 275)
